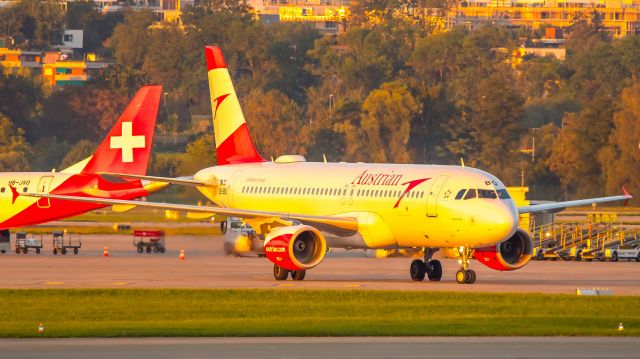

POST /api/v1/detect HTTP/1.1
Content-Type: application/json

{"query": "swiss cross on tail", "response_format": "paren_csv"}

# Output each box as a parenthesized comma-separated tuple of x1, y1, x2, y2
(80, 86, 162, 175)
(110, 122, 145, 163)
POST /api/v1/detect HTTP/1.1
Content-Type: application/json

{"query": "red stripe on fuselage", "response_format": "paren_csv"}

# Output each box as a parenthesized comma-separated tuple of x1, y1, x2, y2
(216, 123, 265, 165)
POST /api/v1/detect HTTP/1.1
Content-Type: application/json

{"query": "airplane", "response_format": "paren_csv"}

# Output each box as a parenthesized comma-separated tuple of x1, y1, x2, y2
(2, 85, 167, 245)
(27, 47, 632, 284)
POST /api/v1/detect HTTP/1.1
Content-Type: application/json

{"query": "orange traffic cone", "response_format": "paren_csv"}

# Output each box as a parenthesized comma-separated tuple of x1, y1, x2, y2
(103, 244, 109, 257)
(179, 249, 185, 260)
(38, 323, 44, 334)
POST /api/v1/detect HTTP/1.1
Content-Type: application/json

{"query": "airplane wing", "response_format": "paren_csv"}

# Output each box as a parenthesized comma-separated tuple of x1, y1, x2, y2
(24, 193, 359, 237)
(98, 172, 212, 187)
(517, 189, 632, 214)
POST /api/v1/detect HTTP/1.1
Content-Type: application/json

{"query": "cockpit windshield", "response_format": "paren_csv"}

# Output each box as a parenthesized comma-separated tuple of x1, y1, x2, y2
(455, 188, 511, 200)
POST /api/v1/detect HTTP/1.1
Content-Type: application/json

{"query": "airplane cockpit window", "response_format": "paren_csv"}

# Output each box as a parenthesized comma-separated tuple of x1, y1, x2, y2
(478, 189, 497, 199)
(464, 188, 477, 200)
(455, 189, 466, 200)
(496, 189, 511, 199)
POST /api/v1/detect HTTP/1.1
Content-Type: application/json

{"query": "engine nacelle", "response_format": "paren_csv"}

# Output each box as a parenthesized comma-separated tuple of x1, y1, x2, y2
(473, 228, 533, 271)
(264, 225, 327, 271)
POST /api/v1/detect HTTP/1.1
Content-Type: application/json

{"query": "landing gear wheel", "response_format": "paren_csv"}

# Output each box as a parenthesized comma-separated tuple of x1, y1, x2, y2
(410, 259, 426, 281)
(456, 269, 468, 284)
(273, 265, 289, 281)
(427, 260, 442, 281)
(465, 270, 476, 284)
(291, 270, 306, 281)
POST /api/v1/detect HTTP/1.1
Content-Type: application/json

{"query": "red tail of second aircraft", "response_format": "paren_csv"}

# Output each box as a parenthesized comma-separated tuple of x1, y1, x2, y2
(81, 86, 162, 175)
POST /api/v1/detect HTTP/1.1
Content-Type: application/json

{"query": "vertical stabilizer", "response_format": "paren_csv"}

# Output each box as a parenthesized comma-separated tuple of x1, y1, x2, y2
(81, 85, 161, 175)
(205, 46, 264, 165)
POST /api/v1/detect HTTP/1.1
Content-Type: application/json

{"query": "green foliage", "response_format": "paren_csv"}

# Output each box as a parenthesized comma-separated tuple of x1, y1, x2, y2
(59, 140, 96, 170)
(0, 113, 31, 171)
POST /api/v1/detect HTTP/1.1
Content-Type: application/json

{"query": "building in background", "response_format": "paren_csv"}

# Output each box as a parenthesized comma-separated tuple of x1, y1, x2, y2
(247, 0, 349, 34)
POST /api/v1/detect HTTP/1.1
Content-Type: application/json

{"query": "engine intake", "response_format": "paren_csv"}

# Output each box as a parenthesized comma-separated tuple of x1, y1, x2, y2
(264, 225, 327, 271)
(474, 228, 533, 271)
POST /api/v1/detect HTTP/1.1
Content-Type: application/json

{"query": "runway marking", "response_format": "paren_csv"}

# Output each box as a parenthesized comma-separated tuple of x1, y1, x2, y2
(273, 283, 296, 287)
(110, 282, 130, 286)
(342, 284, 364, 288)
(43, 282, 64, 285)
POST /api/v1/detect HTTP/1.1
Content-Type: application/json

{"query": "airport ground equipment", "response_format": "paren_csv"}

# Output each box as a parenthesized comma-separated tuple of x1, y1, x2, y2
(51, 231, 81, 255)
(0, 234, 9, 254)
(14, 232, 43, 254)
(223, 218, 265, 257)
(133, 230, 165, 253)
(607, 245, 640, 262)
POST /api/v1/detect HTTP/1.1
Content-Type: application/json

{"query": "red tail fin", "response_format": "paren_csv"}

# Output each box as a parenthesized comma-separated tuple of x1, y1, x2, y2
(205, 46, 264, 165)
(81, 86, 161, 175)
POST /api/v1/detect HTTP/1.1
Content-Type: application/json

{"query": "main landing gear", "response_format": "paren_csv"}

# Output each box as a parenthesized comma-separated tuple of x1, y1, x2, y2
(273, 264, 306, 281)
(455, 247, 476, 284)
(409, 248, 443, 282)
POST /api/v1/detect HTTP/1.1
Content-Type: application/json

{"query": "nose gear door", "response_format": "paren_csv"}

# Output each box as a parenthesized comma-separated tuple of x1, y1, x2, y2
(37, 176, 53, 208)
(426, 175, 448, 217)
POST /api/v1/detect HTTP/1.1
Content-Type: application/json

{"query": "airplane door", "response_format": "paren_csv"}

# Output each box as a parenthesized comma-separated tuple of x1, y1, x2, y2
(426, 175, 448, 217)
(37, 176, 53, 208)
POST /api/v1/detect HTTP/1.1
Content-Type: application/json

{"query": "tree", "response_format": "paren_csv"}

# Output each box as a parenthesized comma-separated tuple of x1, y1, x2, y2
(0, 113, 31, 171)
(359, 80, 421, 163)
(58, 140, 96, 169)
(108, 10, 154, 69)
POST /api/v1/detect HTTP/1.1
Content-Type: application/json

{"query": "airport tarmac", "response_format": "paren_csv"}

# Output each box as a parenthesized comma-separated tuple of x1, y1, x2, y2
(0, 337, 639, 359)
(0, 234, 639, 294)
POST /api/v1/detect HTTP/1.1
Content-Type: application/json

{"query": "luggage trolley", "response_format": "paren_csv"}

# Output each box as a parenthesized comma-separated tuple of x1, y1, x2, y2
(51, 231, 82, 255)
(14, 232, 43, 254)
(133, 230, 166, 254)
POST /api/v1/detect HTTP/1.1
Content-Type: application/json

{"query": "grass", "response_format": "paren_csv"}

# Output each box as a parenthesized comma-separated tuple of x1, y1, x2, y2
(0, 289, 638, 337)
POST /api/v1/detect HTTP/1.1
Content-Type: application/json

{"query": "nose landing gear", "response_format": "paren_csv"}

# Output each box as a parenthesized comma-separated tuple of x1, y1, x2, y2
(409, 248, 442, 282)
(455, 247, 476, 284)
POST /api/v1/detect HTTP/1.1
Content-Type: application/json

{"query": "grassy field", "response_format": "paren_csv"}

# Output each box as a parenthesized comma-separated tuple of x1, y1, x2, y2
(0, 289, 638, 337)
(14, 226, 221, 236)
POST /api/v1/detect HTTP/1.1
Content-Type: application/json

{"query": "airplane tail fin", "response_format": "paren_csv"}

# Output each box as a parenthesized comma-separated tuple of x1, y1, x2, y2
(205, 46, 265, 165)
(80, 85, 162, 175)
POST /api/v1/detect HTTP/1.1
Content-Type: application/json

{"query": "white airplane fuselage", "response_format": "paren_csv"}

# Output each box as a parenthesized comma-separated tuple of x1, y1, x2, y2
(194, 160, 519, 250)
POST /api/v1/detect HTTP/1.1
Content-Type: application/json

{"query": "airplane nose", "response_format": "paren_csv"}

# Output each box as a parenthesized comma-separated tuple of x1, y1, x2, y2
(482, 204, 518, 240)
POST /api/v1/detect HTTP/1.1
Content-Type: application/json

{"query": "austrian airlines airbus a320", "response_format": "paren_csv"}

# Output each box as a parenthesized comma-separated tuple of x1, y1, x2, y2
(31, 47, 632, 284)
(2, 86, 167, 245)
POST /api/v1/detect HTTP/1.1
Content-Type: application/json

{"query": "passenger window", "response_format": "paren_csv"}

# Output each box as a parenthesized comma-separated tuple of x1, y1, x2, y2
(23, 187, 28, 193)
(455, 189, 467, 200)
(478, 189, 497, 199)
(0, 187, 4, 193)
(464, 189, 476, 200)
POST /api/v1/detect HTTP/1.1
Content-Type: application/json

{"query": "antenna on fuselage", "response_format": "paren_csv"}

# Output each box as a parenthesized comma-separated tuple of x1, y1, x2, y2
(460, 158, 465, 168)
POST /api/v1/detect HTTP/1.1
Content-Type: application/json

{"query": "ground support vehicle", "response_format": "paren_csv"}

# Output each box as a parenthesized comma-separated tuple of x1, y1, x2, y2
(51, 231, 82, 255)
(14, 232, 43, 254)
(223, 218, 264, 257)
(0, 232, 9, 254)
(133, 230, 165, 253)
(606, 245, 640, 262)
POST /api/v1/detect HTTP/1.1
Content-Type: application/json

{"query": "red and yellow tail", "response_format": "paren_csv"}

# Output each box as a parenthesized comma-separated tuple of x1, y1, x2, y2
(205, 46, 264, 165)
(81, 85, 161, 175)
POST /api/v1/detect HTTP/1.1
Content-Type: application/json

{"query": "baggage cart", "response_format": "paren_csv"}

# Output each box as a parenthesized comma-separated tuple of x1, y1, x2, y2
(133, 230, 165, 254)
(51, 231, 82, 255)
(14, 232, 43, 254)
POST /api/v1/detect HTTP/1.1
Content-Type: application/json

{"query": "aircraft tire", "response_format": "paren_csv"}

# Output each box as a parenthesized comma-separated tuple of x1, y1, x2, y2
(410, 260, 426, 281)
(465, 270, 476, 284)
(291, 270, 306, 281)
(427, 260, 442, 281)
(455, 269, 468, 284)
(273, 265, 289, 280)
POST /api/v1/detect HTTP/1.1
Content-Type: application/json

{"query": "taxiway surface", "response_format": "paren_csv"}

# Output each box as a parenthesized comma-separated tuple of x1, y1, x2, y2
(0, 234, 638, 294)
(1, 337, 638, 359)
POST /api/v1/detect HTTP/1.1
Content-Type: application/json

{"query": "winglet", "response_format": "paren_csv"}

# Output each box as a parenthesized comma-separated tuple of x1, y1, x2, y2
(9, 184, 19, 204)
(622, 186, 631, 206)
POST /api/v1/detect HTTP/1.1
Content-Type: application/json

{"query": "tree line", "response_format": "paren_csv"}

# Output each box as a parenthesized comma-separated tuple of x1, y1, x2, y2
(1, 1, 640, 202)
